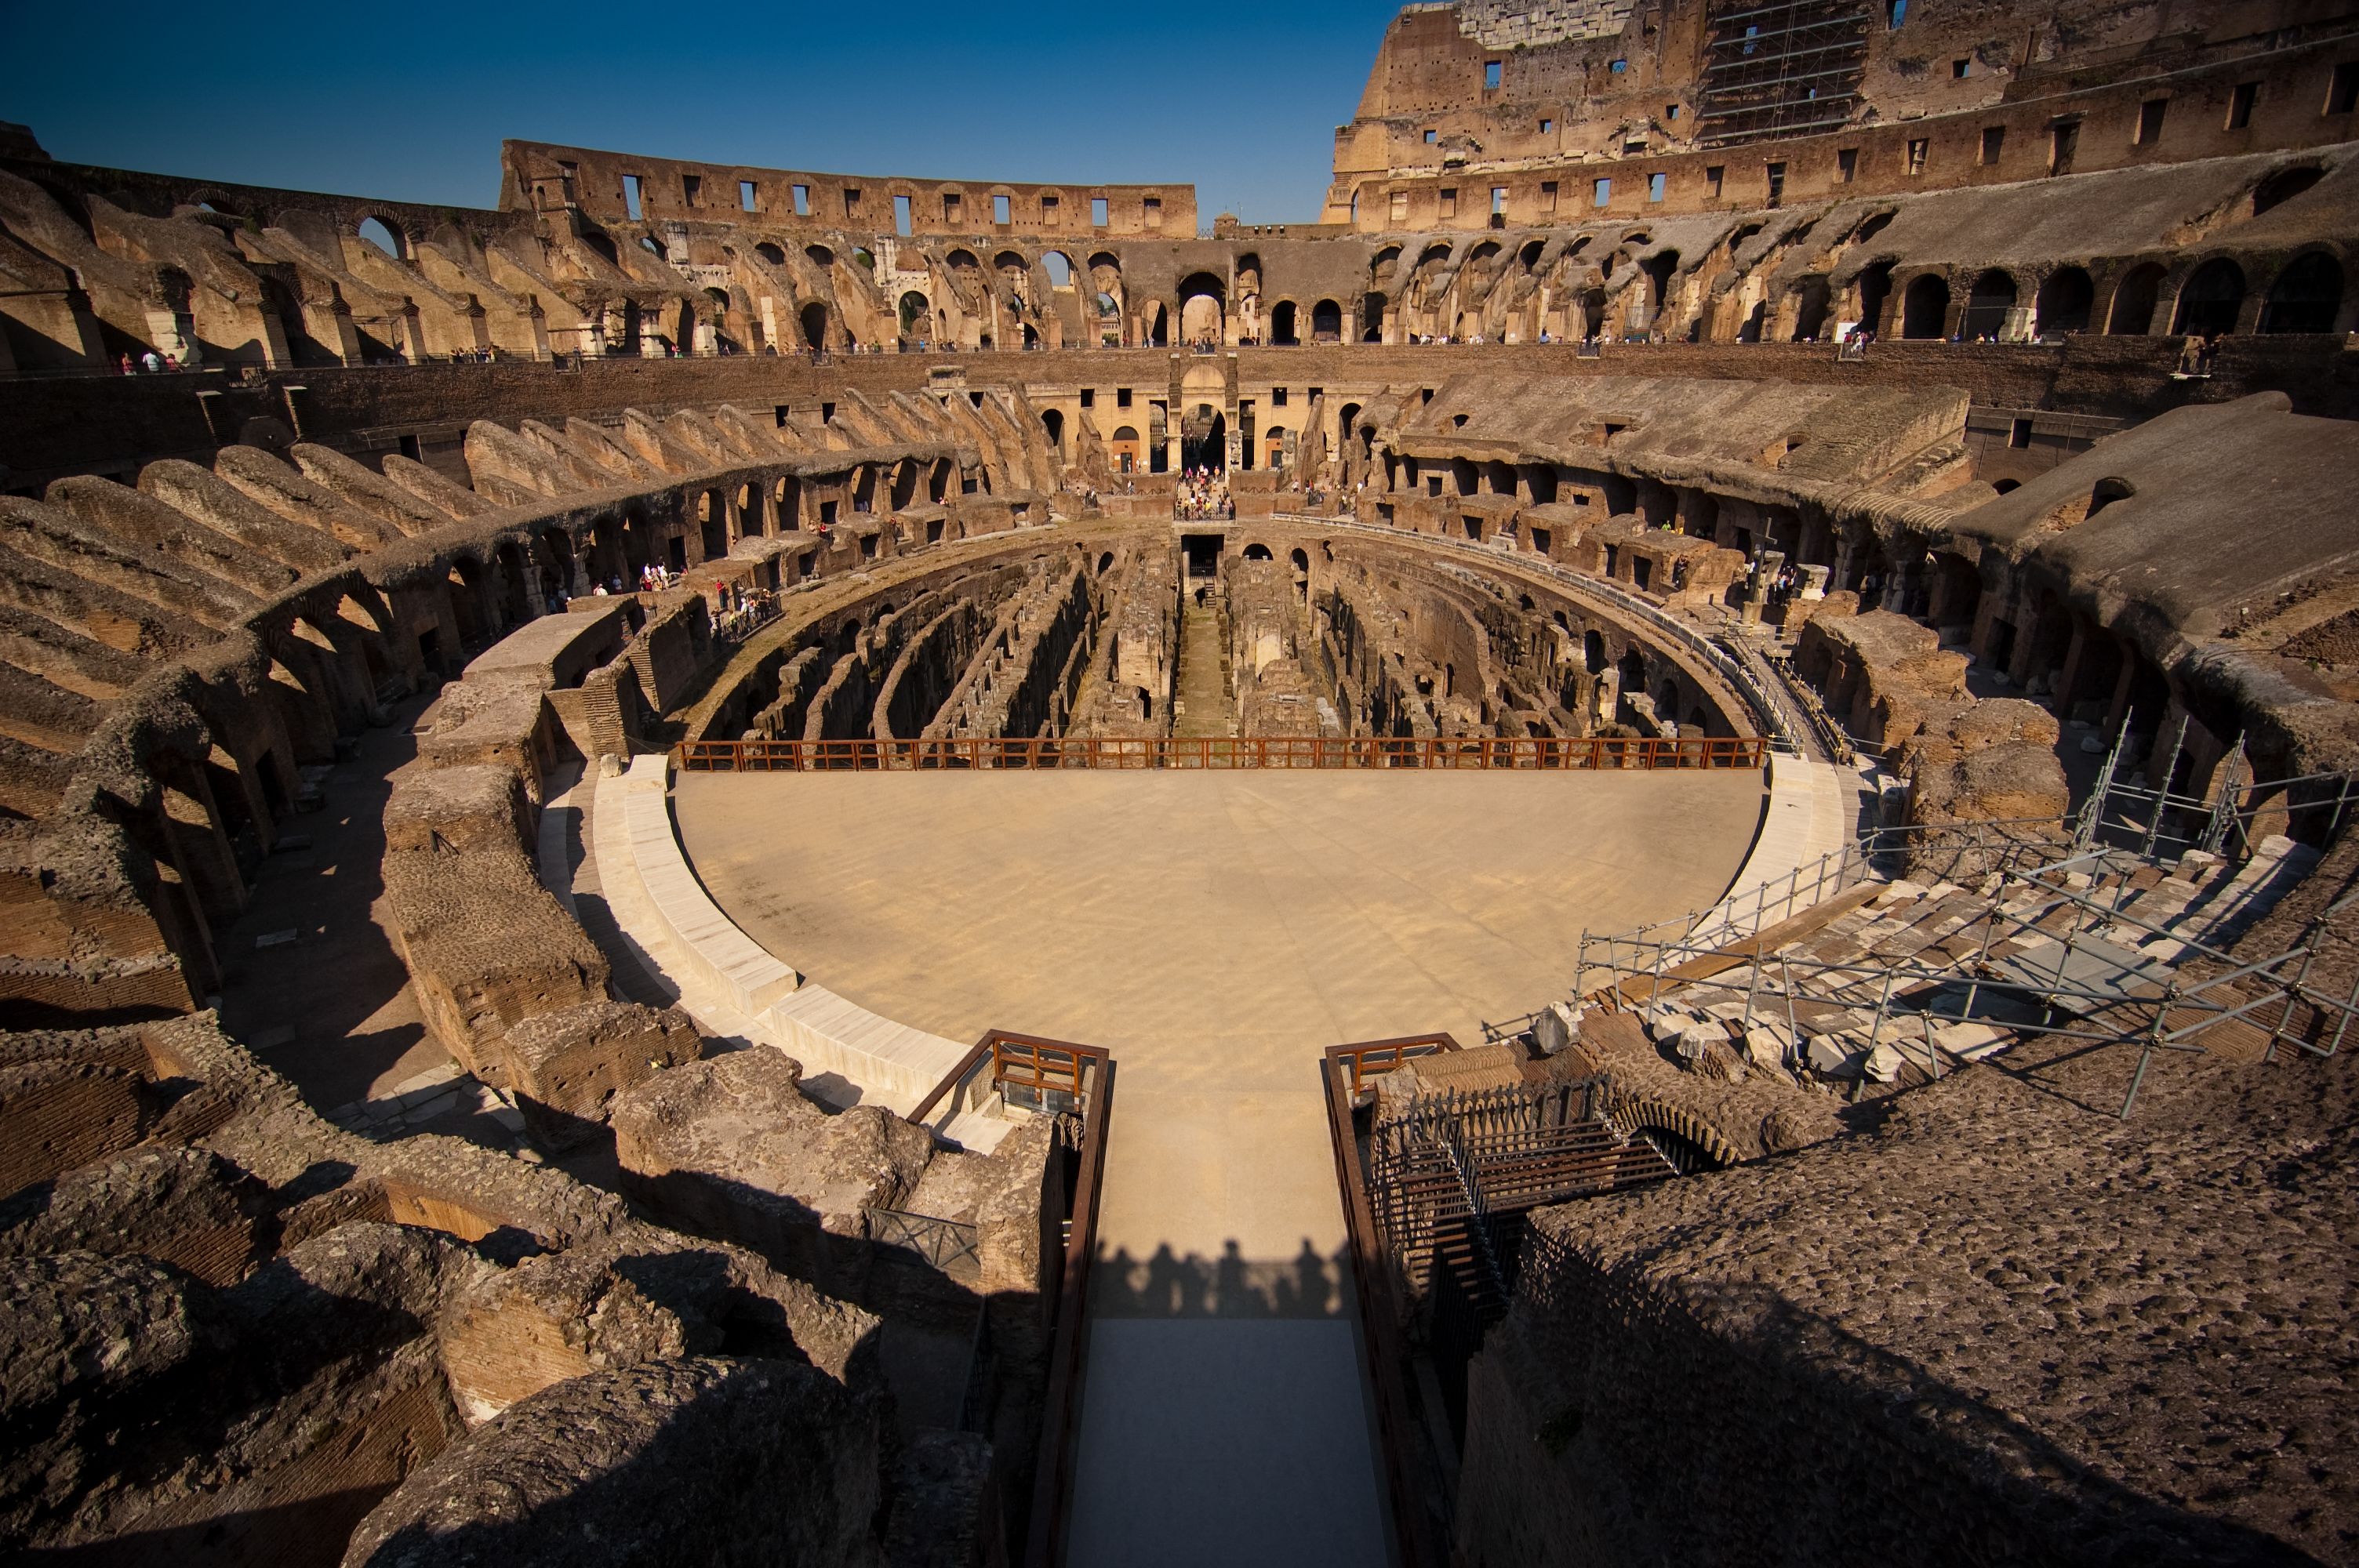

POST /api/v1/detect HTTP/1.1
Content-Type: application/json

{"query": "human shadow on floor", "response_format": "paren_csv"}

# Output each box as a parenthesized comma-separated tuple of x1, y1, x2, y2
(1089, 1238, 1353, 1318)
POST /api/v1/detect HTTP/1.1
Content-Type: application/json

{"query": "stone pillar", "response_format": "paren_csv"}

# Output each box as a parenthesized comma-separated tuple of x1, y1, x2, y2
(2104, 645, 2139, 738)
(259, 309, 293, 370)
(397, 305, 427, 365)
(2005, 592, 2044, 686)
(2052, 617, 2091, 713)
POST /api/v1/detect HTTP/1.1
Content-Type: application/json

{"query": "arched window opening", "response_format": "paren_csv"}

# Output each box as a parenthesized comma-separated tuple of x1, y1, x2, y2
(357, 217, 404, 259)
(1311, 299, 1343, 341)
(1270, 300, 1299, 344)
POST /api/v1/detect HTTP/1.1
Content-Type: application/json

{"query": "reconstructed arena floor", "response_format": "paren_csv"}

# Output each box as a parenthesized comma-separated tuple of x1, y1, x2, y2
(674, 768, 1765, 1566)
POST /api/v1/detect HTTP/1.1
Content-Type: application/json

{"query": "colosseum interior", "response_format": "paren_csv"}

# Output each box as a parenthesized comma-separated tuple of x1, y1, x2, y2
(3, 2, 2358, 1564)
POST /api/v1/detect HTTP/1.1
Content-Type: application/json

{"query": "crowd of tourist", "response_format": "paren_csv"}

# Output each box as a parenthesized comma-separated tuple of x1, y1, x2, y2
(1174, 467, 1233, 521)
(709, 579, 777, 641)
(118, 350, 190, 373)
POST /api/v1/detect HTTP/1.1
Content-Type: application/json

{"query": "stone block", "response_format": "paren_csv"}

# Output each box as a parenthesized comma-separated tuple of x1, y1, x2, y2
(1534, 1000, 1581, 1055)
(504, 1001, 703, 1151)
(1805, 1034, 1863, 1076)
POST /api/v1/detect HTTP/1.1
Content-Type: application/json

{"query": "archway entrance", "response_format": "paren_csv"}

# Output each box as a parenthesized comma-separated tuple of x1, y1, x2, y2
(1181, 405, 1227, 472)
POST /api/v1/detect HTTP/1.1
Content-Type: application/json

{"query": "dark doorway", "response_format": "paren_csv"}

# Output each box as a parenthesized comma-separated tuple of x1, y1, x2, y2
(2172, 259, 2246, 336)
(1902, 273, 1950, 338)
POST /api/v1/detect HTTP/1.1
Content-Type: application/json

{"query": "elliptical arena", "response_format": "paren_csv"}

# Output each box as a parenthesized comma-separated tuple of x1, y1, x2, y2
(5, 3, 2359, 1564)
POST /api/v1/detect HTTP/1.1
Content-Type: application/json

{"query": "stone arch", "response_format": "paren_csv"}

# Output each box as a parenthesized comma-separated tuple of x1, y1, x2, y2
(2034, 267, 2094, 336)
(1900, 272, 1950, 339)
(1270, 299, 1299, 344)
(1961, 268, 2017, 339)
(2259, 250, 2344, 333)
(1177, 272, 1224, 344)
(2106, 262, 2165, 334)
(356, 216, 405, 260)
(1311, 299, 1343, 340)
(2172, 257, 2246, 336)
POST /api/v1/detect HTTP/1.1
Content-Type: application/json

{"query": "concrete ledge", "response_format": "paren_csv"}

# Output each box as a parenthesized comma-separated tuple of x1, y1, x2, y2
(1688, 752, 1861, 947)
(591, 754, 980, 1125)
(615, 757, 801, 1014)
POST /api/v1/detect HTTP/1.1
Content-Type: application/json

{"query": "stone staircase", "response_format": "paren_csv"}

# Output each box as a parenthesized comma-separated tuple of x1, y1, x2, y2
(1171, 601, 1237, 739)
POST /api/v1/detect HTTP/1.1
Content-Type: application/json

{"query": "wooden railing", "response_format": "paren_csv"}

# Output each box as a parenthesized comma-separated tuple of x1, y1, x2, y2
(1321, 1036, 1465, 1568)
(1016, 1033, 1115, 1568)
(1331, 1033, 1463, 1097)
(676, 733, 1768, 773)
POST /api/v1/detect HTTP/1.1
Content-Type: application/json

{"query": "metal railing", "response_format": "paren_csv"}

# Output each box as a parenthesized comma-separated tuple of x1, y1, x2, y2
(871, 1207, 982, 1274)
(676, 732, 1769, 773)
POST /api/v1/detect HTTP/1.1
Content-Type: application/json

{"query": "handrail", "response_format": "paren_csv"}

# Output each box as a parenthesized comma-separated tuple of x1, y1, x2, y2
(911, 1027, 1100, 1127)
(1331, 1033, 1463, 1096)
(1321, 1036, 1463, 1568)
(675, 733, 1769, 772)
(1020, 1030, 1115, 1568)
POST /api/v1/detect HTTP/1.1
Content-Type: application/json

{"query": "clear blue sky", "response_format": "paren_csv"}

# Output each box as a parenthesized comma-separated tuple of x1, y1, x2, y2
(4, 1, 1405, 225)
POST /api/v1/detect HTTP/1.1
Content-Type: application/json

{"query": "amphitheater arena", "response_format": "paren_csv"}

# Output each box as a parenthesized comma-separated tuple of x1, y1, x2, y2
(4, 3, 2359, 1564)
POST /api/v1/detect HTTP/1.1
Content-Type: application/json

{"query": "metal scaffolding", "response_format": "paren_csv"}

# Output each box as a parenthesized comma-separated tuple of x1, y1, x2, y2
(1575, 760, 2359, 1117)
(1696, 0, 1874, 151)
